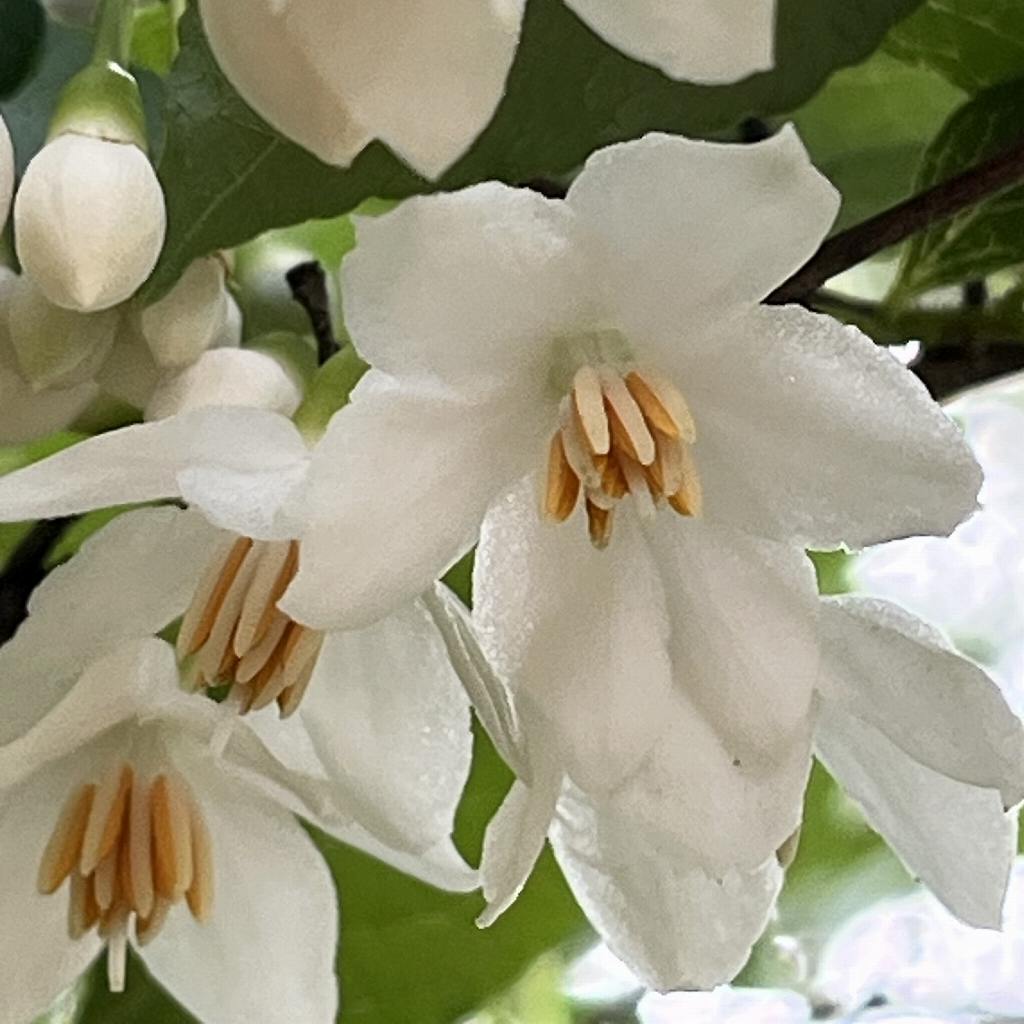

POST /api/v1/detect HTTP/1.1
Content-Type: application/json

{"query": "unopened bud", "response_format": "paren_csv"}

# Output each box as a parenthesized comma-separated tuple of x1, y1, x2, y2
(140, 257, 233, 369)
(94, 316, 161, 410)
(14, 132, 166, 312)
(0, 114, 13, 236)
(214, 291, 243, 350)
(5, 274, 118, 390)
(145, 348, 303, 422)
(41, 0, 98, 26)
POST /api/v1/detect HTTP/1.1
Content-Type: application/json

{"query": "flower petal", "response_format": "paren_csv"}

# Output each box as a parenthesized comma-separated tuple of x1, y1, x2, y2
(473, 479, 678, 795)
(201, 0, 524, 178)
(342, 184, 584, 392)
(282, 374, 545, 630)
(816, 704, 1017, 929)
(0, 508, 222, 746)
(295, 602, 475, 887)
(0, 113, 12, 235)
(0, 638, 180, 790)
(676, 305, 982, 549)
(0, 365, 97, 445)
(567, 128, 838, 346)
(563, 0, 776, 82)
(817, 597, 1024, 809)
(639, 987, 811, 1024)
(551, 782, 785, 991)
(141, 764, 338, 1024)
(473, 480, 817, 855)
(478, 774, 562, 926)
(0, 407, 310, 540)
(0, 759, 103, 1023)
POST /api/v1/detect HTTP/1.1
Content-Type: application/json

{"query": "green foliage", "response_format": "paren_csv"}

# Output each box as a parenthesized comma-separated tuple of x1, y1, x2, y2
(791, 52, 963, 230)
(891, 76, 1024, 301)
(887, 0, 1024, 92)
(0, 0, 45, 99)
(146, 0, 924, 298)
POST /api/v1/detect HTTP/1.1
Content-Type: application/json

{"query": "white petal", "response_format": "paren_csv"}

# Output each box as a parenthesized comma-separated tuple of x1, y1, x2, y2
(0, 406, 310, 539)
(0, 638, 179, 790)
(818, 597, 1024, 809)
(816, 704, 1017, 929)
(478, 775, 562, 926)
(566, 128, 838, 346)
(0, 113, 12, 235)
(142, 764, 338, 1024)
(564, 0, 776, 82)
(145, 348, 303, 421)
(680, 305, 982, 548)
(342, 184, 585, 392)
(93, 316, 161, 409)
(0, 365, 97, 444)
(0, 760, 103, 1024)
(201, 0, 523, 177)
(474, 481, 678, 794)
(639, 988, 811, 1024)
(296, 602, 475, 887)
(139, 256, 229, 370)
(473, 481, 817, 841)
(551, 782, 784, 991)
(0, 507, 222, 746)
(282, 373, 544, 630)
(14, 134, 166, 312)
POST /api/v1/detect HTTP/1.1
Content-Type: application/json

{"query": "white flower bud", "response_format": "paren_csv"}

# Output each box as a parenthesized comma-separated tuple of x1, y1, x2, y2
(5, 274, 118, 390)
(0, 114, 13, 237)
(213, 291, 243, 350)
(94, 316, 161, 409)
(140, 256, 232, 369)
(14, 132, 167, 313)
(145, 348, 303, 422)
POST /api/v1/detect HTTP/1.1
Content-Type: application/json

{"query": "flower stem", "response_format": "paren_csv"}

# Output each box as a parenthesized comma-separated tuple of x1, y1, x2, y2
(91, 0, 134, 68)
(286, 261, 341, 366)
(768, 138, 1024, 304)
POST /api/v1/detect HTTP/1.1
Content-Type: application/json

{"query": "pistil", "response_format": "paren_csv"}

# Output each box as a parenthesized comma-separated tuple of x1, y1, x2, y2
(544, 365, 702, 546)
(38, 761, 213, 992)
(177, 538, 323, 717)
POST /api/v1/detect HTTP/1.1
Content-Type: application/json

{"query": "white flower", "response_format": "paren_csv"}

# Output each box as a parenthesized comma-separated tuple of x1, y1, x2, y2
(0, 417, 478, 893)
(198, 0, 775, 179)
(0, 269, 98, 444)
(283, 129, 980, 635)
(139, 256, 236, 370)
(0, 513, 340, 1023)
(4, 272, 119, 389)
(144, 348, 302, 421)
(427, 582, 1024, 990)
(638, 986, 811, 1024)
(563, 0, 776, 82)
(14, 132, 166, 312)
(0, 113, 13, 235)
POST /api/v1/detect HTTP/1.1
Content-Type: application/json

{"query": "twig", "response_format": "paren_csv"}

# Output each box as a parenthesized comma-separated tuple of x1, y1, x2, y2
(286, 261, 340, 366)
(0, 518, 71, 644)
(769, 138, 1024, 304)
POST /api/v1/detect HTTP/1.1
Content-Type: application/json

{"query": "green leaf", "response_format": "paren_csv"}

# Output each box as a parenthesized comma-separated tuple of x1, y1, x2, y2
(887, 0, 1024, 93)
(0, 0, 46, 99)
(790, 51, 963, 230)
(148, 0, 924, 298)
(890, 76, 1024, 300)
(76, 729, 587, 1024)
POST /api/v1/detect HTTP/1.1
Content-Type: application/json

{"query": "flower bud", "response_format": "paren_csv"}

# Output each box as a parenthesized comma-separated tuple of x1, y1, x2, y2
(0, 114, 13, 236)
(144, 348, 303, 422)
(14, 132, 166, 312)
(214, 291, 243, 349)
(139, 256, 232, 369)
(5, 273, 118, 390)
(93, 315, 161, 409)
(41, 0, 97, 26)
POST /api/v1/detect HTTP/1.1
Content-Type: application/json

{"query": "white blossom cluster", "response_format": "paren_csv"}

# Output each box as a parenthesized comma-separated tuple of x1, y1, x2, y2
(0, 3, 1022, 1023)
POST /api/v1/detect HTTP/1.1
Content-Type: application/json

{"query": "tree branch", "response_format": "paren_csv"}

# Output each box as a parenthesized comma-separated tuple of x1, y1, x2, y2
(286, 261, 340, 366)
(0, 518, 71, 644)
(769, 138, 1024, 304)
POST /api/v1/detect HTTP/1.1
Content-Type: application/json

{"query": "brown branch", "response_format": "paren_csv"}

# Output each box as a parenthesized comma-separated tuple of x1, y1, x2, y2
(768, 138, 1024, 305)
(286, 261, 340, 366)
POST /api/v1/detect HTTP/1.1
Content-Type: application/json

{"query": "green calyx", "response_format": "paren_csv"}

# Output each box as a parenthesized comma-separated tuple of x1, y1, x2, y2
(293, 345, 369, 443)
(48, 60, 147, 149)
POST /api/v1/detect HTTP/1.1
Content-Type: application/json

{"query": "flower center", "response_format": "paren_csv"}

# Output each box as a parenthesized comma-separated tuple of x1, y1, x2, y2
(544, 364, 702, 547)
(177, 537, 324, 717)
(37, 761, 212, 992)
